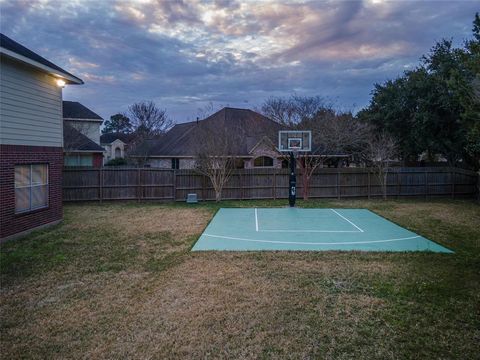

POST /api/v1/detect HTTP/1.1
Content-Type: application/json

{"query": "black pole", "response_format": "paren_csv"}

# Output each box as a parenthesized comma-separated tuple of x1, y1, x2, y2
(289, 152, 296, 207)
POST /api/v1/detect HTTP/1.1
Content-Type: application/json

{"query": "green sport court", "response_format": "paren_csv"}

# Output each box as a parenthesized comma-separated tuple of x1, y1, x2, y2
(192, 208, 453, 253)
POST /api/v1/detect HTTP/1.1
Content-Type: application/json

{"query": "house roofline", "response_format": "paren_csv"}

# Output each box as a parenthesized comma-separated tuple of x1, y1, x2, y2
(0, 47, 84, 84)
(64, 150, 105, 154)
(248, 136, 277, 155)
(64, 118, 103, 122)
(135, 154, 350, 159)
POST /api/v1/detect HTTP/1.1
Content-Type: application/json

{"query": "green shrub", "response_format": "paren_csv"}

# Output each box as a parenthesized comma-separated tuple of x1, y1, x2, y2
(105, 158, 128, 166)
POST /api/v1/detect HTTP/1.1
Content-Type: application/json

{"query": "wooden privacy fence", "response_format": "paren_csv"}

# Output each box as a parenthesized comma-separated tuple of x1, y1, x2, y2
(63, 167, 478, 202)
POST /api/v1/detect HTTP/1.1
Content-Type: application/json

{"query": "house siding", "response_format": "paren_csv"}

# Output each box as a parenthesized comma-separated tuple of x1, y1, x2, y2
(179, 159, 195, 169)
(0, 57, 63, 147)
(0, 145, 63, 241)
(65, 119, 101, 144)
(147, 158, 172, 168)
(102, 139, 127, 163)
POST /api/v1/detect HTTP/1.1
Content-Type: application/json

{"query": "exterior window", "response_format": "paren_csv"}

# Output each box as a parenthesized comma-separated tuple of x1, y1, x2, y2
(234, 159, 245, 169)
(15, 164, 49, 213)
(64, 154, 93, 167)
(171, 158, 180, 169)
(254, 156, 274, 167)
(114, 147, 122, 158)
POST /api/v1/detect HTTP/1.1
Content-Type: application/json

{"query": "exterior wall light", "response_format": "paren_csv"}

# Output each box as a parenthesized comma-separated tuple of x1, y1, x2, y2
(56, 79, 66, 87)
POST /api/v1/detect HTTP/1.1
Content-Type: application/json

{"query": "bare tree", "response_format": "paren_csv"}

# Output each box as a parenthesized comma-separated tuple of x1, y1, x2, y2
(194, 121, 240, 202)
(196, 101, 216, 120)
(261, 95, 365, 199)
(260, 94, 326, 127)
(364, 131, 398, 199)
(127, 100, 173, 136)
(314, 111, 372, 164)
(125, 101, 173, 166)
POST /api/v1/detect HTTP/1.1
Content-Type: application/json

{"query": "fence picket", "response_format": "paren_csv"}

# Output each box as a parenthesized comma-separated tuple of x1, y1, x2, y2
(62, 167, 479, 202)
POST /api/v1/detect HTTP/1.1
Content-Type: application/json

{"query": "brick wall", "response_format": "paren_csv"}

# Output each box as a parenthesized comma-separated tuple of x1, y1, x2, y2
(0, 145, 63, 240)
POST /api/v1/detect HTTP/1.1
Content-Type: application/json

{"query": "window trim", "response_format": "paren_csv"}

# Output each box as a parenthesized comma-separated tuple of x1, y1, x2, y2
(171, 158, 180, 169)
(64, 154, 93, 167)
(14, 164, 49, 214)
(253, 156, 274, 168)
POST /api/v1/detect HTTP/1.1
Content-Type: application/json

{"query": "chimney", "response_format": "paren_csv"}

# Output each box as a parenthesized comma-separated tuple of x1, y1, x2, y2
(196, 117, 199, 124)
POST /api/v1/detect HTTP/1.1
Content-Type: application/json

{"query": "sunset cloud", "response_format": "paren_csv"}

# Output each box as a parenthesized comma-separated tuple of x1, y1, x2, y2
(0, 0, 477, 121)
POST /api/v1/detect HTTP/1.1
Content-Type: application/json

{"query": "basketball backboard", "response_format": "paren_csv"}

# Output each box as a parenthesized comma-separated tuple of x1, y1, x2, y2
(278, 130, 312, 152)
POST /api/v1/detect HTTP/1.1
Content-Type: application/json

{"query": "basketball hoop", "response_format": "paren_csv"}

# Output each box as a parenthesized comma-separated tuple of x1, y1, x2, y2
(278, 130, 312, 153)
(278, 130, 312, 207)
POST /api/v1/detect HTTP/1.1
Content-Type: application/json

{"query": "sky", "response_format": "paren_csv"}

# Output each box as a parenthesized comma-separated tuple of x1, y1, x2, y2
(1, 0, 478, 123)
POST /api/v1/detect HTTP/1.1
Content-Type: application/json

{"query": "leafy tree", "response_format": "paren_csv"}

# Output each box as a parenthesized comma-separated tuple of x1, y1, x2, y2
(359, 13, 480, 169)
(461, 13, 480, 168)
(102, 114, 132, 134)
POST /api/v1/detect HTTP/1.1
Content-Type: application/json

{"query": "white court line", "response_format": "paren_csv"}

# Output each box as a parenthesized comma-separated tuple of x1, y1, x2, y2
(254, 208, 362, 233)
(330, 209, 364, 232)
(259, 229, 361, 233)
(202, 233, 421, 245)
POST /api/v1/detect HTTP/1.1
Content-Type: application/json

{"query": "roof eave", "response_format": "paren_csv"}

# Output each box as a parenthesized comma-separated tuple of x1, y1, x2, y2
(0, 47, 84, 84)
(64, 117, 103, 122)
(64, 149, 105, 153)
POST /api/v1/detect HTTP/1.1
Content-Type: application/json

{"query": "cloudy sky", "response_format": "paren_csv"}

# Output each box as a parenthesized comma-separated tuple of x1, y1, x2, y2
(1, 0, 478, 123)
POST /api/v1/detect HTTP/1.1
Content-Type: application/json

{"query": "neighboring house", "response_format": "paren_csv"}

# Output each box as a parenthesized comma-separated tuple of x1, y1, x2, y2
(141, 107, 351, 169)
(143, 107, 286, 169)
(63, 123, 104, 167)
(62, 101, 104, 167)
(100, 132, 132, 164)
(0, 33, 83, 241)
(63, 101, 103, 144)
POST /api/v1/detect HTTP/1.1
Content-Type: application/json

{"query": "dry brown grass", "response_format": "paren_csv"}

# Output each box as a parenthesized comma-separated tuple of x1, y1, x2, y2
(1, 200, 479, 359)
(69, 204, 210, 237)
(1, 254, 395, 359)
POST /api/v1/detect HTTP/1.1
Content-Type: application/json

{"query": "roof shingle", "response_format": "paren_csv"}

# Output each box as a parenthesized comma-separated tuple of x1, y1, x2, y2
(63, 101, 103, 120)
(146, 107, 283, 157)
(100, 132, 133, 144)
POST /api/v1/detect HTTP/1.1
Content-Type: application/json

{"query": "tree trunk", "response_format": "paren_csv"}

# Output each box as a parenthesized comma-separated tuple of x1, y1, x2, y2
(383, 169, 388, 200)
(215, 189, 222, 202)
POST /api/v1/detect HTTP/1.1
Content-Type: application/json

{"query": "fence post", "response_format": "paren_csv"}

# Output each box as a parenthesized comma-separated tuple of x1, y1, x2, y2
(367, 170, 371, 199)
(240, 170, 244, 200)
(99, 168, 103, 203)
(173, 169, 176, 201)
(202, 174, 206, 201)
(337, 171, 340, 199)
(396, 170, 400, 199)
(137, 168, 141, 202)
(451, 169, 455, 199)
(273, 169, 276, 200)
(424, 170, 428, 200)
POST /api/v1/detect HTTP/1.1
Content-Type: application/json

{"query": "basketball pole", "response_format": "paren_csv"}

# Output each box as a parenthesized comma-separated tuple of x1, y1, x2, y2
(289, 151, 296, 207)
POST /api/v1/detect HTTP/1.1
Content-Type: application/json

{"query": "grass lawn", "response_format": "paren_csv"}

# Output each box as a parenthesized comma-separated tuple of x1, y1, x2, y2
(1, 199, 479, 359)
